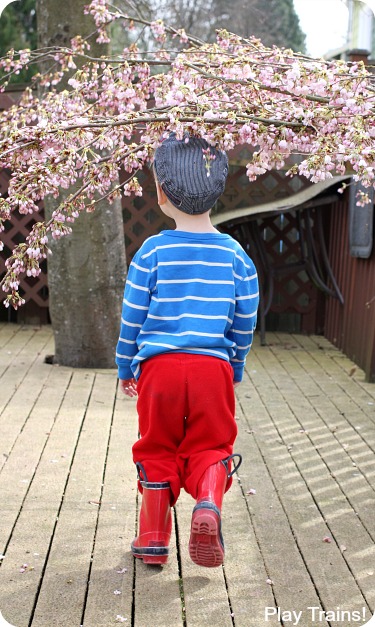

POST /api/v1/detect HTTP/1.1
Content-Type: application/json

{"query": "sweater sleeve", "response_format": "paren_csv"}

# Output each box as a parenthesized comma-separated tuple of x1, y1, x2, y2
(115, 251, 153, 380)
(228, 253, 259, 382)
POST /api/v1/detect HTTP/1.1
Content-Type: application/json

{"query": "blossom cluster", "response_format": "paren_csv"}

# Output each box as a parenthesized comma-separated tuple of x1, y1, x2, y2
(1, 0, 375, 308)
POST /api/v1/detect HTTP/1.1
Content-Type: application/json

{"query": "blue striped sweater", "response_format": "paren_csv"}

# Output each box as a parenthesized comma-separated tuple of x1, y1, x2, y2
(116, 230, 259, 382)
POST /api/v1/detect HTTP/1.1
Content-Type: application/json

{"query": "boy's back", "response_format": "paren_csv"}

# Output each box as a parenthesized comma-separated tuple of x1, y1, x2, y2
(116, 229, 258, 382)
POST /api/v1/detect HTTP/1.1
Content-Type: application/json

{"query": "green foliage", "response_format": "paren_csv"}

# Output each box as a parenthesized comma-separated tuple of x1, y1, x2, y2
(0, 0, 37, 82)
(264, 0, 306, 53)
(111, 0, 306, 53)
(211, 0, 306, 52)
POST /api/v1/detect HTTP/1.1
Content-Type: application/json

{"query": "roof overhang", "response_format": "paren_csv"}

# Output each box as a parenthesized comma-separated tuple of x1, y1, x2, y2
(212, 176, 351, 226)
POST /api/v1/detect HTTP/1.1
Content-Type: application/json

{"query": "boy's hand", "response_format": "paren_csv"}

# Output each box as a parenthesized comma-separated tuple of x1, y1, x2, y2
(233, 381, 241, 388)
(120, 378, 138, 397)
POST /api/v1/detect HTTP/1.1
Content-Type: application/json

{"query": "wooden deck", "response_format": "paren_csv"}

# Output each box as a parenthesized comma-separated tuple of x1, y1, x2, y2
(0, 324, 374, 627)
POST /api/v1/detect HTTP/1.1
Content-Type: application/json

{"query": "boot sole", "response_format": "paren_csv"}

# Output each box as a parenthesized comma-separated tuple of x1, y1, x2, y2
(131, 541, 169, 565)
(188, 509, 224, 568)
(133, 553, 168, 565)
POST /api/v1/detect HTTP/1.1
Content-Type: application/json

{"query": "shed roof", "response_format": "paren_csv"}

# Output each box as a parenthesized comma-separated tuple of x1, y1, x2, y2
(213, 175, 351, 225)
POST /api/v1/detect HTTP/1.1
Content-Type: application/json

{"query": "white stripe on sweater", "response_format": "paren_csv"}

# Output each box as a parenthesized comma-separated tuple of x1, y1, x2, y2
(237, 292, 260, 300)
(121, 318, 142, 328)
(151, 295, 236, 304)
(235, 311, 257, 318)
(137, 341, 229, 359)
(141, 243, 251, 269)
(158, 260, 232, 268)
(157, 278, 234, 285)
(131, 262, 150, 273)
(139, 330, 225, 338)
(126, 280, 149, 292)
(115, 352, 133, 360)
(148, 313, 232, 322)
(123, 299, 148, 311)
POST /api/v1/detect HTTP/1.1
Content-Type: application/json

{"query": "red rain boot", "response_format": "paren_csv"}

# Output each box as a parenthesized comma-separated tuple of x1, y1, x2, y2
(189, 454, 242, 568)
(131, 464, 172, 565)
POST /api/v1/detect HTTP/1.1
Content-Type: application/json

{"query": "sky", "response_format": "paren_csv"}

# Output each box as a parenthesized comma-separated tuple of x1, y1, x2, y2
(294, 0, 350, 57)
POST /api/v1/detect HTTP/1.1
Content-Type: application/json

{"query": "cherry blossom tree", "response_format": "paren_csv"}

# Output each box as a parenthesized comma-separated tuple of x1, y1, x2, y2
(33, 0, 126, 367)
(1, 0, 374, 353)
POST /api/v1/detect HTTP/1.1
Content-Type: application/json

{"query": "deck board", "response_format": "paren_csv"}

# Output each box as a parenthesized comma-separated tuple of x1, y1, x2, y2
(83, 392, 138, 627)
(0, 326, 374, 627)
(233, 402, 327, 625)
(31, 373, 116, 627)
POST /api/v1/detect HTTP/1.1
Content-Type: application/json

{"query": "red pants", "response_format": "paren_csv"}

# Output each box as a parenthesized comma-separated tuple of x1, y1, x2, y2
(132, 353, 237, 505)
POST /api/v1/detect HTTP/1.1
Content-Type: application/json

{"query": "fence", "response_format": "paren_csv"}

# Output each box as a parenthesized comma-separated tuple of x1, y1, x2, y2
(325, 197, 375, 381)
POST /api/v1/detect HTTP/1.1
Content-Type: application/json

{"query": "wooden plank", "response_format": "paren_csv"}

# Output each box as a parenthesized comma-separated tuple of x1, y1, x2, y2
(176, 492, 233, 627)
(82, 392, 139, 626)
(243, 347, 372, 622)
(230, 397, 328, 626)
(84, 392, 185, 627)
(0, 326, 52, 415)
(220, 472, 279, 627)
(0, 323, 22, 348)
(0, 366, 72, 551)
(292, 334, 375, 423)
(0, 325, 48, 363)
(290, 446, 375, 611)
(0, 325, 37, 372)
(281, 334, 375, 474)
(268, 335, 375, 530)
(264, 336, 375, 610)
(0, 370, 95, 627)
(133, 449, 183, 626)
(0, 354, 56, 473)
(132, 512, 183, 627)
(29, 373, 116, 627)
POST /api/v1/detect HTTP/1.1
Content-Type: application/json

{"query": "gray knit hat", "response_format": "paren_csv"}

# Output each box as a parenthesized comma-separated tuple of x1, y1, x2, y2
(153, 133, 228, 214)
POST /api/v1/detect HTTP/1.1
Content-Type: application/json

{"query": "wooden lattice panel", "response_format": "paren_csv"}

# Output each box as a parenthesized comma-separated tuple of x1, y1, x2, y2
(0, 170, 48, 309)
(216, 164, 313, 215)
(220, 208, 325, 334)
(260, 212, 317, 314)
(121, 167, 174, 264)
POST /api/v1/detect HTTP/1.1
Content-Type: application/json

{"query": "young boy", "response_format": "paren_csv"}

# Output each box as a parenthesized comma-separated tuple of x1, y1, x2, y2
(116, 133, 259, 568)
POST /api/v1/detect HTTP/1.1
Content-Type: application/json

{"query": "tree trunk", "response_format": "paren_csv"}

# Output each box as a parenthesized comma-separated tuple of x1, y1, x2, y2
(36, 0, 127, 367)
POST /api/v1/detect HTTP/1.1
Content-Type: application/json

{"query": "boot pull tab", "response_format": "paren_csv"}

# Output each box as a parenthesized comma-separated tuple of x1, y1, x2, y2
(135, 461, 149, 483)
(221, 453, 243, 479)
